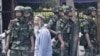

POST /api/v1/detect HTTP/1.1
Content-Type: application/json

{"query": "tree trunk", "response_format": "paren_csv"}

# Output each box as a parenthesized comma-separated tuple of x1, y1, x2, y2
(97, 0, 100, 54)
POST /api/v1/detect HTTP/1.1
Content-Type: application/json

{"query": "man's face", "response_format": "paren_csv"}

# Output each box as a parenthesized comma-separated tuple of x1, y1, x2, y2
(34, 16, 44, 27)
(91, 11, 96, 17)
(34, 16, 39, 25)
(68, 11, 73, 17)
(24, 12, 31, 17)
(15, 11, 22, 17)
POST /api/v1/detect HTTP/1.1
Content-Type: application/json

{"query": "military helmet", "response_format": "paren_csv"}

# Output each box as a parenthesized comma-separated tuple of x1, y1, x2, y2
(52, 6, 63, 13)
(63, 6, 72, 15)
(85, 6, 96, 15)
(87, 7, 96, 11)
(24, 6, 33, 13)
(14, 6, 24, 12)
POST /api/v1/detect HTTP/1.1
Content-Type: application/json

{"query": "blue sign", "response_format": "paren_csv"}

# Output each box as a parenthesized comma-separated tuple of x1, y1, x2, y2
(61, 0, 96, 3)
(17, 0, 96, 3)
(16, 0, 40, 3)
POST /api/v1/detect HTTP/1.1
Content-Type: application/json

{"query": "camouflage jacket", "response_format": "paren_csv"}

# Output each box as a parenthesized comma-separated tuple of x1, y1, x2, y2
(56, 19, 73, 41)
(8, 18, 34, 50)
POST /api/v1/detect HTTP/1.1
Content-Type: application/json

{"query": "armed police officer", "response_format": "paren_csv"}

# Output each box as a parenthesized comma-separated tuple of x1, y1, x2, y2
(24, 6, 35, 55)
(80, 7, 97, 56)
(47, 6, 64, 56)
(24, 6, 34, 37)
(47, 6, 64, 38)
(56, 6, 74, 56)
(24, 6, 34, 23)
(4, 6, 34, 56)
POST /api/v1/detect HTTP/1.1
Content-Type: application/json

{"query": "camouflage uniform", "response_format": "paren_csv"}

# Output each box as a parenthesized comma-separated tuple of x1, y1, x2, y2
(80, 18, 97, 56)
(55, 6, 74, 56)
(47, 6, 63, 38)
(47, 15, 59, 38)
(47, 15, 59, 56)
(47, 6, 63, 56)
(80, 7, 97, 56)
(47, 15, 59, 32)
(80, 19, 89, 46)
(23, 7, 34, 56)
(8, 18, 34, 56)
(56, 18, 73, 56)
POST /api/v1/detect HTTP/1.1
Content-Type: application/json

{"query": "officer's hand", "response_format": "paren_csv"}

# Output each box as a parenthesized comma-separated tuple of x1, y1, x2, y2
(60, 43, 65, 50)
(88, 43, 93, 48)
(4, 45, 9, 53)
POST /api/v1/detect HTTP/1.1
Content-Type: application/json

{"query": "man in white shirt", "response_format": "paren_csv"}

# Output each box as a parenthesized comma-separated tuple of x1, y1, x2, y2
(34, 14, 52, 56)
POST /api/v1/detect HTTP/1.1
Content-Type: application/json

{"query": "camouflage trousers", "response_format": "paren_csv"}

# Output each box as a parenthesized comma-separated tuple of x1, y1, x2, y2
(8, 49, 34, 56)
(52, 41, 69, 56)
(85, 40, 97, 56)
(52, 48, 68, 56)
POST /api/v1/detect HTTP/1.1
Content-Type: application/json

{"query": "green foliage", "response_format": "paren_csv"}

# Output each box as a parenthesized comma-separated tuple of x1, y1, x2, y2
(34, 11, 53, 23)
